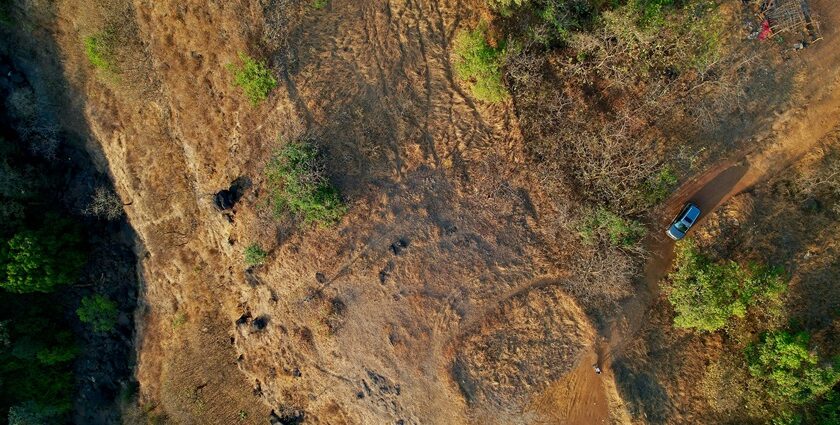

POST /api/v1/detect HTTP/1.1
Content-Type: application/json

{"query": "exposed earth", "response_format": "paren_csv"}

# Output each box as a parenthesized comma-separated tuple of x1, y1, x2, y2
(2, 0, 839, 423)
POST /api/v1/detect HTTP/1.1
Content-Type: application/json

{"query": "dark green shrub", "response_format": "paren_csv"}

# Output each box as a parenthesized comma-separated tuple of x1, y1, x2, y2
(228, 53, 277, 105)
(666, 241, 786, 331)
(746, 331, 840, 405)
(244, 244, 268, 266)
(76, 294, 119, 333)
(266, 142, 346, 226)
(813, 388, 840, 424)
(578, 208, 645, 247)
(453, 25, 508, 103)
(0, 221, 86, 294)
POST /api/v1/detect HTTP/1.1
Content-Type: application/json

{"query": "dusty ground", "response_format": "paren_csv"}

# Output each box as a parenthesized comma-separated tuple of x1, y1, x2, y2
(10, 0, 840, 423)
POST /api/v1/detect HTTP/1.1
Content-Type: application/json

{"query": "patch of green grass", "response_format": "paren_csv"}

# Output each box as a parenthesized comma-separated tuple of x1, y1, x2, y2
(228, 53, 277, 105)
(171, 312, 187, 329)
(746, 330, 840, 405)
(312, 0, 330, 9)
(244, 244, 268, 266)
(453, 25, 508, 103)
(76, 294, 119, 333)
(84, 32, 117, 72)
(578, 207, 645, 248)
(266, 141, 347, 227)
(666, 241, 786, 332)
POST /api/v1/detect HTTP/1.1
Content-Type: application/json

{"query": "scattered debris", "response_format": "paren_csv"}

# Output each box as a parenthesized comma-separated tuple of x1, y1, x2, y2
(754, 0, 822, 44)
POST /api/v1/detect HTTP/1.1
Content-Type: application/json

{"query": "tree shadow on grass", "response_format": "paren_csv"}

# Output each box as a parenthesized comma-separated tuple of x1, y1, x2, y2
(612, 358, 672, 424)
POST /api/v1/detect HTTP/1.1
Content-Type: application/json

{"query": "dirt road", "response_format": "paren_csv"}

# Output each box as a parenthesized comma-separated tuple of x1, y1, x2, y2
(583, 6, 840, 421)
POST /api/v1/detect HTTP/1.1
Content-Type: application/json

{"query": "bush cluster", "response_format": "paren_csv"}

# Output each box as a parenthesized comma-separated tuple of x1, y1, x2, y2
(747, 331, 840, 405)
(229, 53, 278, 105)
(266, 141, 346, 226)
(453, 25, 508, 103)
(0, 219, 86, 294)
(76, 295, 119, 333)
(666, 241, 786, 332)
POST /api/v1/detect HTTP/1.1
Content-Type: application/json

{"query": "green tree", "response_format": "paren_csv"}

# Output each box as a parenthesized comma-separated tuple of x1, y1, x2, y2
(266, 141, 347, 226)
(746, 331, 840, 404)
(76, 294, 119, 333)
(666, 241, 785, 331)
(0, 220, 86, 294)
(0, 301, 76, 415)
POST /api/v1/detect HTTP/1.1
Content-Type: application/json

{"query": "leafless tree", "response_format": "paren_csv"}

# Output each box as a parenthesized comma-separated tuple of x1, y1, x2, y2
(84, 186, 124, 220)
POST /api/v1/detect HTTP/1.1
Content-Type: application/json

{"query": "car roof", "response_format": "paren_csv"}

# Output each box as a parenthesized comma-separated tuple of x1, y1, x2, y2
(683, 204, 701, 221)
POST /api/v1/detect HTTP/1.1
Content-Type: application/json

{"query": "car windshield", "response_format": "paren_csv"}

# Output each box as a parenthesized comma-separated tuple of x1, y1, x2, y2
(675, 222, 689, 232)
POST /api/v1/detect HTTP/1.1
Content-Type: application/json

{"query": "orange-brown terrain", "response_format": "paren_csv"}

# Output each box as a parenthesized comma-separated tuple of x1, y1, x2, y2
(1, 0, 839, 423)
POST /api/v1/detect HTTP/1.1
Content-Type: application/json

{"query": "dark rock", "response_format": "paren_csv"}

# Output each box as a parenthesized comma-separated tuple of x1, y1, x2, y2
(214, 189, 236, 210)
(365, 369, 400, 395)
(390, 238, 409, 255)
(802, 197, 822, 212)
(213, 176, 252, 211)
(315, 272, 327, 284)
(251, 315, 270, 331)
(269, 409, 305, 425)
(235, 312, 251, 326)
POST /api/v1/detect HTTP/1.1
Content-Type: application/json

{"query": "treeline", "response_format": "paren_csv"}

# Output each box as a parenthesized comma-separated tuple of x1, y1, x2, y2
(0, 119, 85, 421)
(0, 108, 121, 422)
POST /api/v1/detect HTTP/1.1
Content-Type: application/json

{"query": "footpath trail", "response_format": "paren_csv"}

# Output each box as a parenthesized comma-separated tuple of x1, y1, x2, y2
(571, 6, 840, 422)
